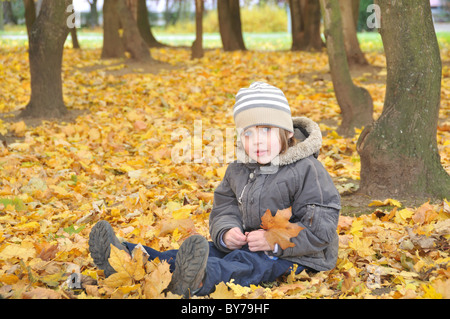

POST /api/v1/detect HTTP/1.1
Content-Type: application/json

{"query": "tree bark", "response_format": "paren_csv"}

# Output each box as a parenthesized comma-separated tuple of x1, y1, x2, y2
(23, 0, 36, 38)
(137, 0, 164, 48)
(21, 0, 72, 119)
(218, 0, 246, 51)
(339, 0, 367, 66)
(3, 1, 17, 25)
(0, 4, 3, 31)
(320, 0, 373, 137)
(191, 0, 204, 59)
(357, 0, 450, 199)
(289, 0, 324, 51)
(101, 0, 125, 59)
(70, 27, 80, 49)
(87, 0, 99, 27)
(116, 0, 153, 62)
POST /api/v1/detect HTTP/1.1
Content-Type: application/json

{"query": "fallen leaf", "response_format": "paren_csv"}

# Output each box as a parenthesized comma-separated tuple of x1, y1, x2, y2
(210, 281, 237, 299)
(22, 287, 62, 299)
(260, 207, 304, 250)
(143, 259, 173, 299)
(341, 272, 354, 293)
(103, 245, 146, 288)
(369, 199, 402, 208)
(412, 201, 438, 225)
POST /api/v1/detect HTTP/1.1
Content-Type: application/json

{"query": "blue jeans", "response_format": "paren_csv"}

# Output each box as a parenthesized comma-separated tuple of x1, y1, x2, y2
(124, 241, 307, 296)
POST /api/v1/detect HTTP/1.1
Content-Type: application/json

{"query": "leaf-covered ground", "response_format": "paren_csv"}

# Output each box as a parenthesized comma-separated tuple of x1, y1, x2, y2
(0, 41, 449, 299)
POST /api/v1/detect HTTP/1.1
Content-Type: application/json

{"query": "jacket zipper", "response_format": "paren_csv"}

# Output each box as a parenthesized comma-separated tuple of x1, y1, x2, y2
(237, 171, 255, 205)
(238, 184, 248, 205)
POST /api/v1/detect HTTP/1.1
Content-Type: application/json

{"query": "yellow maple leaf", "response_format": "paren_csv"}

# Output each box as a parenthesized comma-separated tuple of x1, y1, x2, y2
(226, 279, 252, 297)
(394, 208, 414, 225)
(349, 236, 375, 258)
(260, 207, 304, 250)
(350, 218, 364, 237)
(143, 259, 173, 298)
(210, 281, 237, 299)
(0, 244, 36, 261)
(103, 245, 146, 288)
(368, 199, 402, 208)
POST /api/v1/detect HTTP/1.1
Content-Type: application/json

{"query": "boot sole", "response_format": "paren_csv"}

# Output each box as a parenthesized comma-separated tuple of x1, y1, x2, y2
(168, 235, 209, 298)
(88, 220, 125, 277)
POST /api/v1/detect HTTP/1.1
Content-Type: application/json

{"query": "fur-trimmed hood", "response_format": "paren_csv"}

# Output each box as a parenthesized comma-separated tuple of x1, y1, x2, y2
(236, 116, 322, 167)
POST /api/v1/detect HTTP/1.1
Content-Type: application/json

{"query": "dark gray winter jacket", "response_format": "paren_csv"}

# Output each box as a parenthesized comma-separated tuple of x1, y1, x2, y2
(209, 117, 341, 271)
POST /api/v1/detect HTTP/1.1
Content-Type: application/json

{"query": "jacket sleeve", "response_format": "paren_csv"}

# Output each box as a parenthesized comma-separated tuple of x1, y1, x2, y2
(273, 164, 340, 259)
(208, 165, 244, 253)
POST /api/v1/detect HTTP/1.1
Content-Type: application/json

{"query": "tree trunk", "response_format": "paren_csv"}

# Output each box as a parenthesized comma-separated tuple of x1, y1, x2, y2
(21, 0, 72, 119)
(289, 0, 324, 51)
(0, 3, 3, 31)
(320, 0, 373, 137)
(116, 0, 153, 62)
(88, 0, 99, 27)
(191, 0, 204, 59)
(339, 0, 367, 66)
(3, 1, 17, 25)
(70, 27, 80, 49)
(218, 0, 246, 51)
(137, 0, 164, 48)
(23, 0, 36, 38)
(101, 0, 125, 59)
(357, 1, 450, 199)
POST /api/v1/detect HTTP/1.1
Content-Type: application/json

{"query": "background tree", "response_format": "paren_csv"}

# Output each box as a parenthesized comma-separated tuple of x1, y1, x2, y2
(0, 3, 3, 30)
(218, 0, 246, 51)
(101, 0, 125, 59)
(117, 0, 152, 62)
(339, 0, 367, 66)
(137, 0, 165, 48)
(21, 0, 72, 119)
(357, 0, 450, 199)
(320, 0, 373, 136)
(289, 0, 323, 51)
(191, 0, 204, 59)
(87, 0, 99, 27)
(23, 0, 35, 38)
(2, 1, 17, 25)
(102, 0, 153, 62)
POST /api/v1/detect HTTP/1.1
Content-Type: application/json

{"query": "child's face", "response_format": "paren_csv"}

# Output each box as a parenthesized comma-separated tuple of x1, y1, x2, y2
(241, 126, 286, 165)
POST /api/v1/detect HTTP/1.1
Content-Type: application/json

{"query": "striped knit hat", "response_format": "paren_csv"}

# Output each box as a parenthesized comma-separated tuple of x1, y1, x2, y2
(233, 82, 294, 133)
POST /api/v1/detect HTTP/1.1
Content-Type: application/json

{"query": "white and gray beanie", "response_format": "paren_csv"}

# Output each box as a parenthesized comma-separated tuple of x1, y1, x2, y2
(233, 82, 294, 133)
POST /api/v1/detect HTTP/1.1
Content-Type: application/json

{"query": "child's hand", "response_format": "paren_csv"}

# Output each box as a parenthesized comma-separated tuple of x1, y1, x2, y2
(245, 229, 272, 252)
(223, 227, 247, 250)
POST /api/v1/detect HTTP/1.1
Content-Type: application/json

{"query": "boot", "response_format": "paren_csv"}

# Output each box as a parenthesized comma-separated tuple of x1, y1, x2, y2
(166, 235, 209, 298)
(88, 220, 128, 277)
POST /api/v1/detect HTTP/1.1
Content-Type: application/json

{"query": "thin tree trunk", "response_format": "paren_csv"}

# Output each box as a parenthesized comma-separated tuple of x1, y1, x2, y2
(0, 4, 3, 31)
(70, 27, 80, 49)
(357, 0, 450, 199)
(21, 0, 72, 119)
(218, 0, 245, 51)
(88, 0, 99, 27)
(101, 0, 125, 59)
(3, 1, 17, 25)
(320, 0, 373, 137)
(290, 0, 324, 51)
(339, 0, 367, 66)
(137, 0, 164, 48)
(117, 0, 153, 62)
(191, 0, 204, 59)
(23, 0, 36, 38)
